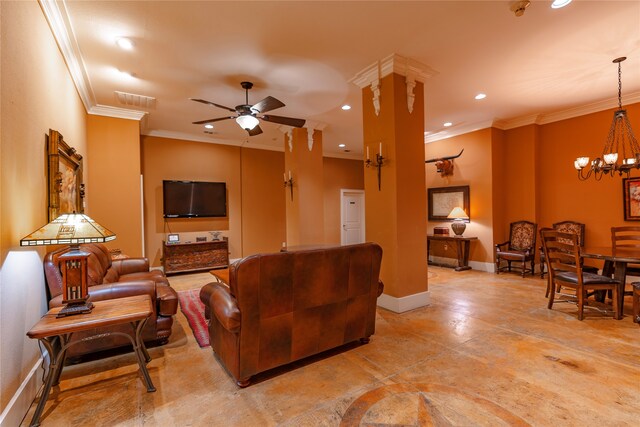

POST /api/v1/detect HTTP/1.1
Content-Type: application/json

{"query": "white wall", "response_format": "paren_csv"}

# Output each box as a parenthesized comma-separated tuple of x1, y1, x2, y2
(0, 1, 87, 424)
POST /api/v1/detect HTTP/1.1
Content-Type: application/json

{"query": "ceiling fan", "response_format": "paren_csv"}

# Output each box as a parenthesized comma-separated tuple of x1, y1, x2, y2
(191, 81, 306, 136)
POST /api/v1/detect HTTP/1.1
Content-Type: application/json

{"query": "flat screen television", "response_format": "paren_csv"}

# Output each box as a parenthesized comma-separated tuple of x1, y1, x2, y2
(163, 180, 227, 218)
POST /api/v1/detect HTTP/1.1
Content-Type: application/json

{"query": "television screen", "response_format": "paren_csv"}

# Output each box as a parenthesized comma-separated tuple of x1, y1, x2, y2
(163, 180, 227, 218)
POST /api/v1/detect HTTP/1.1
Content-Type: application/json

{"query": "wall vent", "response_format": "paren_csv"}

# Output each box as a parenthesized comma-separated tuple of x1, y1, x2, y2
(115, 91, 156, 108)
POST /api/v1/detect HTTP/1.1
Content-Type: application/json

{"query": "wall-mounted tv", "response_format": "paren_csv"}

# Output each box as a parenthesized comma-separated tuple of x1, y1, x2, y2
(163, 180, 227, 218)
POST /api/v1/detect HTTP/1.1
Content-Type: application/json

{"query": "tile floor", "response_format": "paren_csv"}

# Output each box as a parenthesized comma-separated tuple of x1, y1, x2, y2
(21, 267, 640, 426)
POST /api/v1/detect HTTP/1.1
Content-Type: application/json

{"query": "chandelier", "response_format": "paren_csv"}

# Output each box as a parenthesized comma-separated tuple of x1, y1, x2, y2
(575, 57, 639, 181)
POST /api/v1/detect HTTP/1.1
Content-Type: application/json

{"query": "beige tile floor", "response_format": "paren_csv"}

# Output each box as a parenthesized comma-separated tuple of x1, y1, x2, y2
(22, 267, 640, 426)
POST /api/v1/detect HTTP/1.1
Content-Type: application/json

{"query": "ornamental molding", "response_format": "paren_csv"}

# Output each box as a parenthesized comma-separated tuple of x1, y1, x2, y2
(304, 121, 327, 151)
(40, 0, 144, 120)
(350, 54, 438, 115)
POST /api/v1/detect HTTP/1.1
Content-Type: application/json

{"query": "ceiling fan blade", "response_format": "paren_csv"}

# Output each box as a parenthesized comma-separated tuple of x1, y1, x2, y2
(261, 115, 306, 128)
(190, 98, 237, 113)
(251, 96, 285, 114)
(247, 125, 263, 136)
(192, 116, 235, 125)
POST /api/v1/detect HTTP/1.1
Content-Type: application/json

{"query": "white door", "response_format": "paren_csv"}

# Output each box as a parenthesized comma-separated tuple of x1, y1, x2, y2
(341, 190, 365, 245)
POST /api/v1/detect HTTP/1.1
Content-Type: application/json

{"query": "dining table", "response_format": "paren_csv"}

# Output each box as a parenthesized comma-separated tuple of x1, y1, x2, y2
(581, 246, 640, 320)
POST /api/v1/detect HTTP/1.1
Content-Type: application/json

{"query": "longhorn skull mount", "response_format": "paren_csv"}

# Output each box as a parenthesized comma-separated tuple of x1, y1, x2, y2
(425, 149, 464, 177)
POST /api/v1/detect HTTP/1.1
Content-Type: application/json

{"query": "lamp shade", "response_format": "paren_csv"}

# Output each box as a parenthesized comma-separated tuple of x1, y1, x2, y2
(21, 213, 116, 246)
(447, 207, 469, 220)
(236, 114, 259, 130)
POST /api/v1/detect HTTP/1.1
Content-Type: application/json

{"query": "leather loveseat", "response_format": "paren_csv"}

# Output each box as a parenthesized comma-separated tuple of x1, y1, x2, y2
(44, 243, 178, 358)
(199, 242, 383, 387)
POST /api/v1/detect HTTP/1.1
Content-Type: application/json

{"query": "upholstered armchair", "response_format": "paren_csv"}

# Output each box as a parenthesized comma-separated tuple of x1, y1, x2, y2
(495, 220, 537, 277)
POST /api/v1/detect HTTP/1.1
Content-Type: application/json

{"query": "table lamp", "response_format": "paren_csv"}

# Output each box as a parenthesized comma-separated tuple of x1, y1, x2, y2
(447, 207, 469, 236)
(21, 213, 116, 317)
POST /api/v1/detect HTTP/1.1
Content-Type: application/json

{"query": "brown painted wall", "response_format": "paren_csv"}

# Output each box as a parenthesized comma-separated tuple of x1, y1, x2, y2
(426, 128, 494, 264)
(86, 115, 142, 256)
(241, 147, 286, 255)
(141, 136, 241, 265)
(0, 1, 87, 419)
(323, 157, 364, 244)
(536, 103, 640, 247)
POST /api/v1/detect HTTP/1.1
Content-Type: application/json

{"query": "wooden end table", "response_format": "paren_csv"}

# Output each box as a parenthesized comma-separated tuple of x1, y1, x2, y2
(26, 294, 156, 427)
(210, 267, 230, 285)
(427, 235, 478, 271)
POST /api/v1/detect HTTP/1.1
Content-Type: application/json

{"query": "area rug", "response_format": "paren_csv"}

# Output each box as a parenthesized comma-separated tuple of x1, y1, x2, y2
(177, 289, 210, 348)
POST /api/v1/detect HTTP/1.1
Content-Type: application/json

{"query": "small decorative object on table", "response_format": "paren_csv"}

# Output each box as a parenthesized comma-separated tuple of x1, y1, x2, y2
(433, 227, 449, 236)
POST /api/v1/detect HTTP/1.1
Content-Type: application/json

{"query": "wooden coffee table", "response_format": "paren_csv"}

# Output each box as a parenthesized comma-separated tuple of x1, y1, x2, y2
(26, 295, 155, 426)
(210, 267, 229, 285)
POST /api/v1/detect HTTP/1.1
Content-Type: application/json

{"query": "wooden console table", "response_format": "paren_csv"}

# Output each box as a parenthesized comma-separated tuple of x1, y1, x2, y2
(162, 239, 229, 274)
(26, 295, 155, 427)
(427, 235, 478, 271)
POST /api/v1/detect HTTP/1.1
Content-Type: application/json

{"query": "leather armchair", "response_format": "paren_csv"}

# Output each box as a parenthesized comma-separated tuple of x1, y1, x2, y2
(44, 243, 178, 358)
(200, 242, 384, 387)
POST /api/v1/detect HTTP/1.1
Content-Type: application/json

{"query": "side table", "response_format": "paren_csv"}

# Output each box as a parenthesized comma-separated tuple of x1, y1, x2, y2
(26, 294, 156, 427)
(427, 235, 478, 271)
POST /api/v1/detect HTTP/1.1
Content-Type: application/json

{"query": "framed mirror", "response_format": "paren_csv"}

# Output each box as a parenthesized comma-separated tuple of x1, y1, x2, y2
(48, 129, 84, 221)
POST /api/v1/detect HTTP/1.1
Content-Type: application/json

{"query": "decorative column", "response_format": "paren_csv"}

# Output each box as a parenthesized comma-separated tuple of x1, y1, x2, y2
(351, 54, 436, 312)
(283, 125, 325, 247)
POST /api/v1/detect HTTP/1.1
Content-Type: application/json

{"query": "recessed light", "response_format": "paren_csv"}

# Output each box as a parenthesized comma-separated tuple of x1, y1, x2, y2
(204, 124, 214, 129)
(116, 37, 134, 50)
(338, 143, 346, 148)
(551, 0, 571, 9)
(475, 93, 487, 100)
(443, 122, 453, 127)
(341, 105, 351, 110)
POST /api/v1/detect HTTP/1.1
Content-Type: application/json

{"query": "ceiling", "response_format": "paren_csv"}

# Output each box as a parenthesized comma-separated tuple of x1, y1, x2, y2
(58, 0, 640, 158)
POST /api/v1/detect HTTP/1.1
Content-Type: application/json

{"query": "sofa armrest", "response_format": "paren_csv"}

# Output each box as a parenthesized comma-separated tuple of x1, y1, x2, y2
(48, 280, 156, 309)
(200, 282, 241, 333)
(111, 257, 151, 275)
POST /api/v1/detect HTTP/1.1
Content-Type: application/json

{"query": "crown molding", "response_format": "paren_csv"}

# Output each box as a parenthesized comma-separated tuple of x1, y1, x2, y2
(88, 105, 146, 120)
(39, 0, 95, 112)
(425, 120, 495, 143)
(350, 53, 438, 88)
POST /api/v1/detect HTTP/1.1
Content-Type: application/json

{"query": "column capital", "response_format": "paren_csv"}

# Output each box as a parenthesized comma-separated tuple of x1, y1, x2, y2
(350, 54, 437, 115)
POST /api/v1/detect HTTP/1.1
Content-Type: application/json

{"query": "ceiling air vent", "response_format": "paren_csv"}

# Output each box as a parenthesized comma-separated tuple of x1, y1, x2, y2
(115, 91, 156, 108)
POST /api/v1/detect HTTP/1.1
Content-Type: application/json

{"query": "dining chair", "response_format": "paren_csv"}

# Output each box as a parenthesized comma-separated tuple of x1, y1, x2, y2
(541, 229, 619, 320)
(539, 221, 599, 296)
(611, 226, 640, 298)
(632, 282, 640, 324)
(495, 220, 537, 277)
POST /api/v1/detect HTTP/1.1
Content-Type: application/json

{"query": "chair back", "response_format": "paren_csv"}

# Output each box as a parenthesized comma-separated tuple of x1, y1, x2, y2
(509, 220, 537, 251)
(540, 229, 582, 279)
(611, 226, 640, 255)
(553, 221, 586, 247)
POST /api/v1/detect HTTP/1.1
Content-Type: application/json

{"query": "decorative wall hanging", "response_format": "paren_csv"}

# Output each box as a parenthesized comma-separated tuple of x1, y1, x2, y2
(425, 149, 464, 177)
(428, 185, 470, 222)
(623, 177, 640, 221)
(48, 129, 84, 221)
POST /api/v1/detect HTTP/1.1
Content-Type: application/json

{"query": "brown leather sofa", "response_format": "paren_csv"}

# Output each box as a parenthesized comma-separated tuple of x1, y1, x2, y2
(199, 242, 383, 387)
(44, 243, 178, 357)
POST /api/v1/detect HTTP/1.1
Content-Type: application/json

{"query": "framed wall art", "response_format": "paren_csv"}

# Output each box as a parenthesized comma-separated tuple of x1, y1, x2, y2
(623, 177, 640, 221)
(48, 129, 84, 221)
(428, 185, 470, 221)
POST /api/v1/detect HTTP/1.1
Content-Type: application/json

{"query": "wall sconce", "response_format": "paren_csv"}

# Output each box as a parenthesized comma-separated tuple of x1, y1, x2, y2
(283, 170, 294, 201)
(365, 142, 385, 190)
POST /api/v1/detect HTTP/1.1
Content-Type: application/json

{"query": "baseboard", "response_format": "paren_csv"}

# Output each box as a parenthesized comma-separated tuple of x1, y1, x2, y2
(0, 357, 43, 427)
(377, 290, 430, 313)
(429, 255, 494, 272)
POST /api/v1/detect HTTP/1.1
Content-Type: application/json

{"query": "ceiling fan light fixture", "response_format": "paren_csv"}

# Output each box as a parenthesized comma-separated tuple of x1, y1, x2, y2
(236, 114, 259, 130)
(551, 0, 572, 9)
